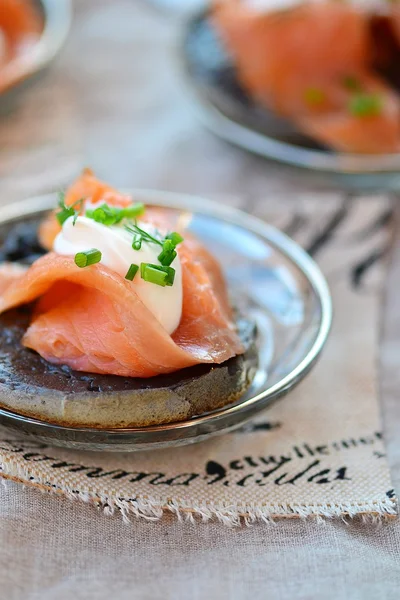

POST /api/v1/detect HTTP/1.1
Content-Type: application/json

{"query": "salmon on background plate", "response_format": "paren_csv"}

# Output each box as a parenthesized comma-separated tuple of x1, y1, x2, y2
(212, 0, 400, 154)
(0, 0, 43, 92)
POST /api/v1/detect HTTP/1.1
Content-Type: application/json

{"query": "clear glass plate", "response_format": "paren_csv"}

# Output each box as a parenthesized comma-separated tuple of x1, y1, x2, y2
(181, 12, 400, 184)
(0, 191, 331, 451)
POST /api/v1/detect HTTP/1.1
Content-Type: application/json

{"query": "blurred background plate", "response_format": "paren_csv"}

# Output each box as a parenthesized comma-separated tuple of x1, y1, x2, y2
(181, 11, 400, 180)
(0, 0, 71, 111)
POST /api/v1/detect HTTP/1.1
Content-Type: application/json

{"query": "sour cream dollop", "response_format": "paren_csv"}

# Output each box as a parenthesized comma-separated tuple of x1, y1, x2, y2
(54, 215, 183, 335)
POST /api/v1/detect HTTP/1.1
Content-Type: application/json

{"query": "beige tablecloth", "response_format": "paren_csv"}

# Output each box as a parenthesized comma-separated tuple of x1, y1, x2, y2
(1, 1, 400, 597)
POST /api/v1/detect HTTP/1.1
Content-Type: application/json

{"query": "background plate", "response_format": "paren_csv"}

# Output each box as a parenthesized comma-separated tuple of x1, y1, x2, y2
(181, 12, 400, 180)
(0, 0, 71, 109)
(0, 191, 331, 450)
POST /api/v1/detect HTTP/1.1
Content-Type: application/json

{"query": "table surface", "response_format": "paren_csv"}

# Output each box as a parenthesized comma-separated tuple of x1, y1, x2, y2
(0, 1, 400, 598)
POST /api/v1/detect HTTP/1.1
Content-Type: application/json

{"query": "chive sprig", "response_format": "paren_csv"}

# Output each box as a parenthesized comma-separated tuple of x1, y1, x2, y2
(74, 249, 102, 268)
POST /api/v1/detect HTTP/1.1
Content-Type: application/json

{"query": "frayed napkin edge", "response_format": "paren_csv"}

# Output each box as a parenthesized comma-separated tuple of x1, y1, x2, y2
(0, 468, 397, 527)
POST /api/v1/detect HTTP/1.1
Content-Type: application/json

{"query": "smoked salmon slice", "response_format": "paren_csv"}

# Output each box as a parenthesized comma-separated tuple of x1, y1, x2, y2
(0, 262, 27, 295)
(63, 168, 132, 209)
(0, 246, 243, 378)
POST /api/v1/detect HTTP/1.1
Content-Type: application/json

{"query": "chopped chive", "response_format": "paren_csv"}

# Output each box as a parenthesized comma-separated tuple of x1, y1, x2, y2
(74, 248, 102, 268)
(85, 202, 146, 227)
(166, 232, 184, 246)
(158, 239, 177, 266)
(162, 239, 175, 253)
(140, 263, 168, 287)
(93, 207, 107, 222)
(158, 248, 177, 267)
(56, 195, 84, 227)
(56, 193, 74, 226)
(349, 93, 382, 117)
(121, 203, 145, 219)
(141, 263, 175, 287)
(162, 265, 176, 286)
(343, 75, 362, 93)
(56, 206, 74, 226)
(88, 204, 119, 226)
(132, 238, 142, 250)
(304, 87, 325, 106)
(125, 263, 139, 281)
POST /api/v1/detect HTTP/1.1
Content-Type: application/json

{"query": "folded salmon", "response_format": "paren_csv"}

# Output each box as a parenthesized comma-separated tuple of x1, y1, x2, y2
(0, 247, 243, 378)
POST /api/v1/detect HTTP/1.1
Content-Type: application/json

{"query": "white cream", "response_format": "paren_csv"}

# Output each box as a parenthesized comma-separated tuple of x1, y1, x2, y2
(54, 216, 183, 335)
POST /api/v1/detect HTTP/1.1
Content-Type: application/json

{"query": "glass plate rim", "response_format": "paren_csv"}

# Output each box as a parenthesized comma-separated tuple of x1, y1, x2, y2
(0, 190, 332, 443)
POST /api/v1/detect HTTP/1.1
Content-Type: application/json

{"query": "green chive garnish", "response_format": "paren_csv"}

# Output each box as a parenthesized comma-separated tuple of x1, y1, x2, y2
(158, 249, 177, 267)
(88, 204, 119, 226)
(56, 207, 73, 226)
(304, 87, 325, 106)
(162, 265, 176, 286)
(132, 238, 142, 250)
(85, 202, 146, 227)
(166, 232, 184, 246)
(158, 239, 177, 266)
(349, 93, 382, 117)
(158, 232, 183, 265)
(56, 195, 84, 227)
(140, 263, 176, 287)
(121, 203, 145, 219)
(74, 249, 102, 268)
(140, 263, 168, 287)
(343, 75, 362, 93)
(125, 263, 139, 281)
